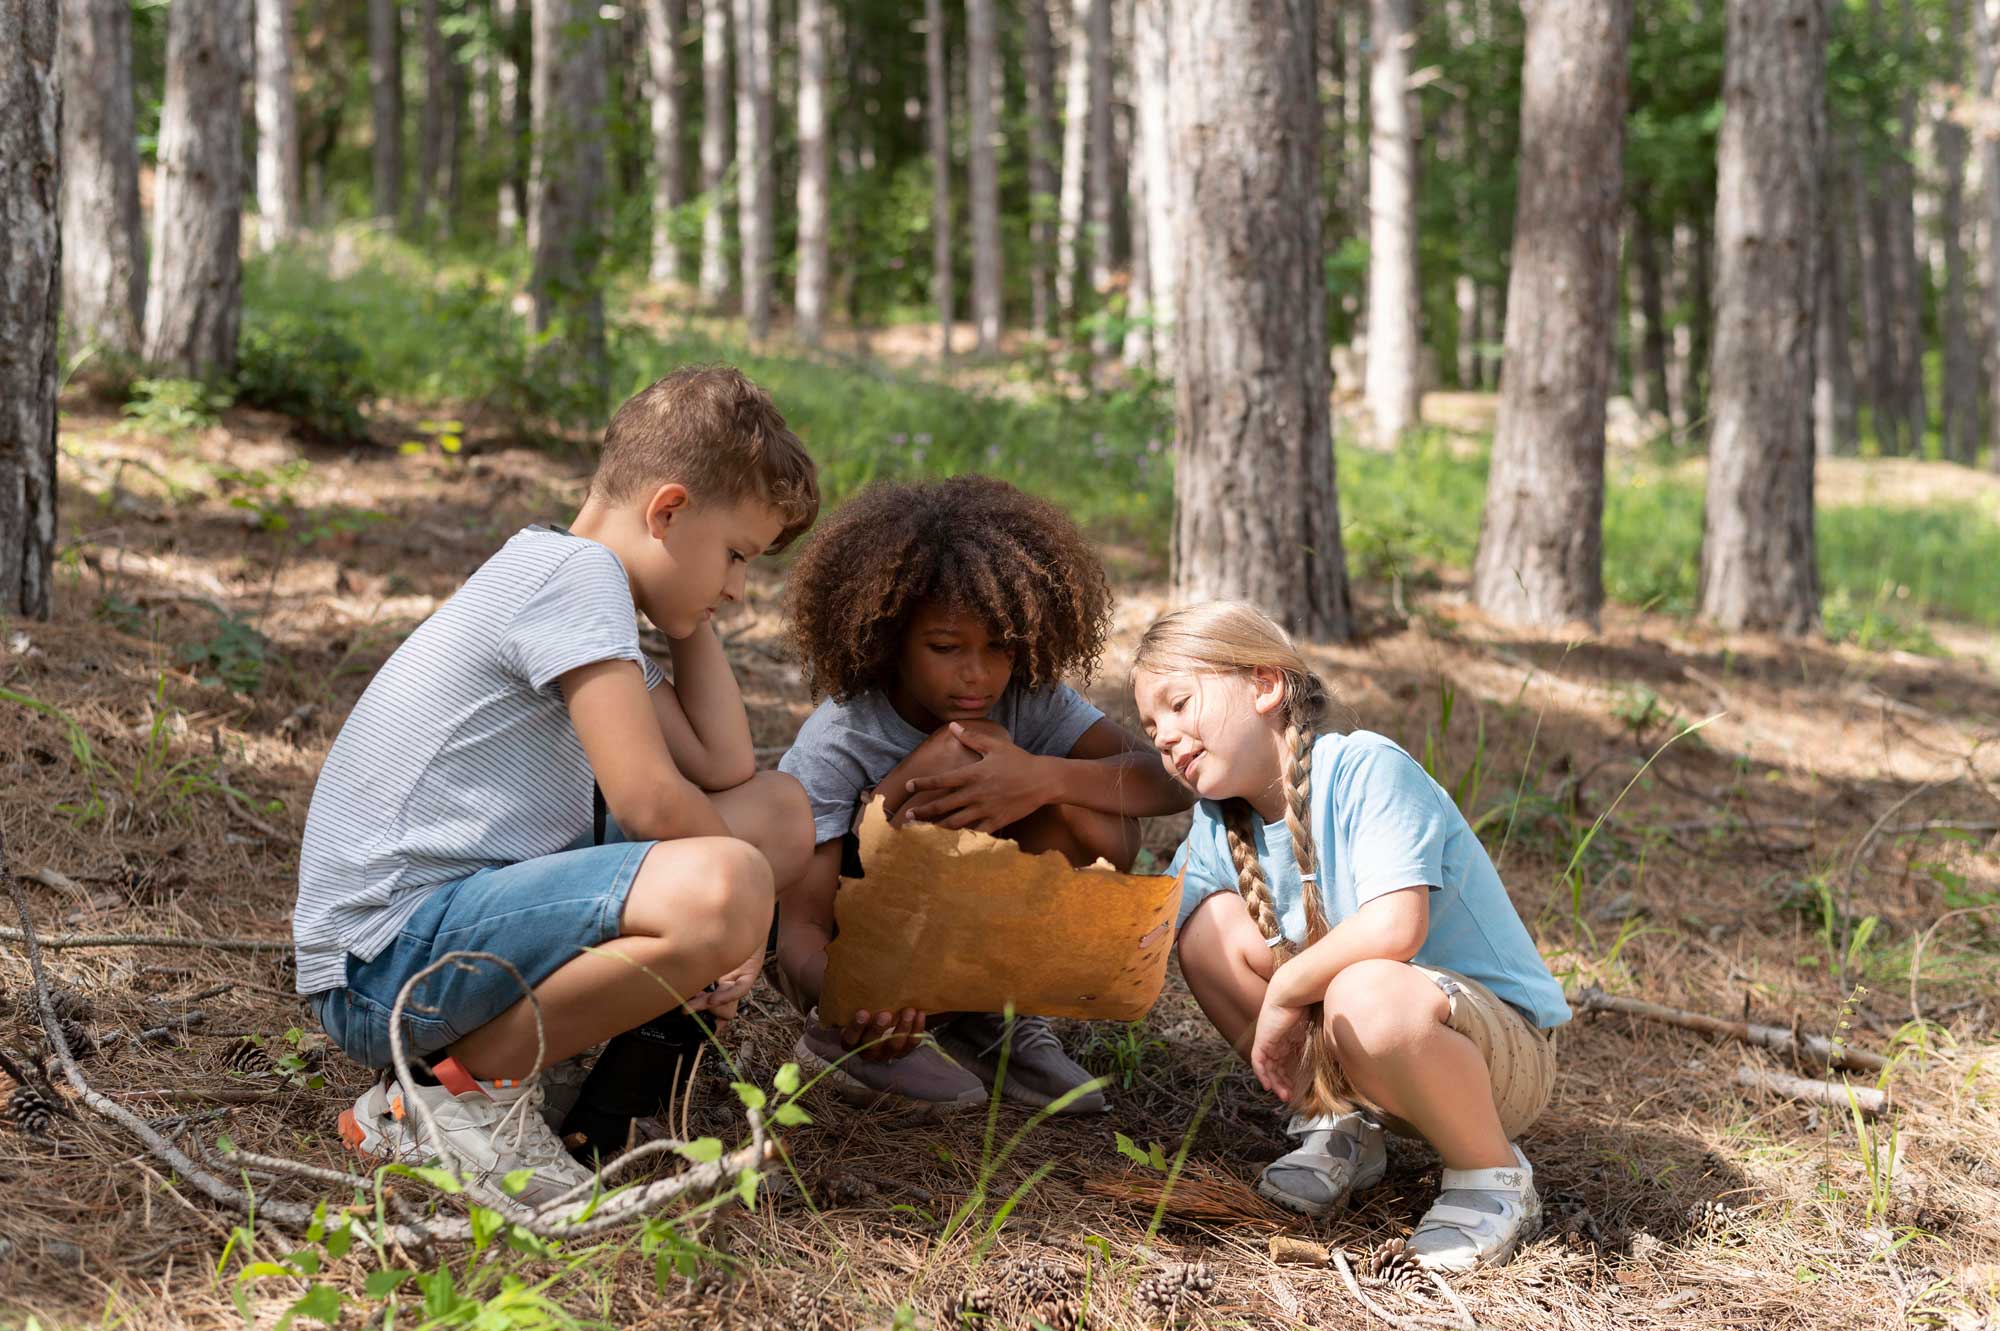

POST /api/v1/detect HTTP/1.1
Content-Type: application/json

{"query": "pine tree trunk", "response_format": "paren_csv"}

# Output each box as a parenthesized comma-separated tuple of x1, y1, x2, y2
(1632, 211, 1671, 422)
(648, 0, 687, 286)
(1698, 0, 1822, 635)
(1470, 0, 1631, 629)
(1816, 147, 1860, 457)
(1, 0, 59, 621)
(1888, 0, 1927, 455)
(145, 0, 248, 380)
(1364, 0, 1421, 444)
(1857, 143, 1899, 451)
(529, 0, 607, 392)
(1938, 0, 1981, 464)
(370, 0, 402, 222)
(58, 0, 145, 359)
(416, 0, 445, 232)
(733, 0, 772, 341)
(1025, 0, 1057, 337)
(1167, 0, 1350, 639)
(698, 0, 733, 305)
(1135, 0, 1175, 374)
(253, 0, 301, 252)
(925, 0, 954, 358)
(1122, 86, 1152, 368)
(794, 0, 828, 340)
(496, 0, 525, 241)
(1056, 0, 1096, 330)
(1975, 0, 2000, 468)
(967, 0, 1002, 354)
(1085, 0, 1115, 360)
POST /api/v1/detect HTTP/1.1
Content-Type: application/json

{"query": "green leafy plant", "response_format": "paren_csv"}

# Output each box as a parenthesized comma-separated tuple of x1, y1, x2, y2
(1083, 1021, 1167, 1091)
(235, 312, 374, 441)
(178, 610, 272, 695)
(122, 377, 231, 437)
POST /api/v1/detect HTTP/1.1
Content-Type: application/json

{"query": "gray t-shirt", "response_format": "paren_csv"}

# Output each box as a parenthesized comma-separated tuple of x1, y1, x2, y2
(778, 686, 1105, 845)
(293, 526, 664, 994)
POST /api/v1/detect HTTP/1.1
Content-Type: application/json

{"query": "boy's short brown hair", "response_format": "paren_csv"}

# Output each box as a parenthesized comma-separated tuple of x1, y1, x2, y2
(592, 365, 819, 550)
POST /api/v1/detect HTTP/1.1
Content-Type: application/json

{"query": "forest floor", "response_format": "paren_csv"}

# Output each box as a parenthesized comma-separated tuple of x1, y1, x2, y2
(2, 380, 1998, 1331)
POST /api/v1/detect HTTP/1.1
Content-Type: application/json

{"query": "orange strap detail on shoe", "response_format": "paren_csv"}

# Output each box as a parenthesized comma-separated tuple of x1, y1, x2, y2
(431, 1056, 487, 1098)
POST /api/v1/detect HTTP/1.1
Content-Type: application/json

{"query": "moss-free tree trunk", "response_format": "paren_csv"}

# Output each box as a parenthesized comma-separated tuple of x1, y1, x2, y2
(145, 0, 248, 380)
(1698, 0, 1822, 634)
(967, 0, 1002, 354)
(1938, 0, 1982, 464)
(1167, 0, 1350, 639)
(1816, 144, 1860, 457)
(1975, 0, 2000, 468)
(1134, 0, 1174, 373)
(698, 0, 733, 305)
(732, 0, 772, 341)
(496, 0, 526, 241)
(58, 0, 145, 359)
(1, 0, 59, 621)
(925, 0, 953, 359)
(254, 0, 301, 252)
(1025, 0, 1057, 336)
(1364, 0, 1421, 444)
(648, 0, 687, 287)
(794, 0, 828, 340)
(1470, 0, 1631, 629)
(370, 0, 402, 223)
(1084, 0, 1115, 360)
(1630, 212, 1671, 422)
(528, 0, 607, 396)
(1056, 0, 1099, 330)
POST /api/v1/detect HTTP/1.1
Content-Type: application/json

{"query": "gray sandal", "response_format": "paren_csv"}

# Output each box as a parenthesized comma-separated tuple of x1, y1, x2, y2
(1255, 1110, 1388, 1216)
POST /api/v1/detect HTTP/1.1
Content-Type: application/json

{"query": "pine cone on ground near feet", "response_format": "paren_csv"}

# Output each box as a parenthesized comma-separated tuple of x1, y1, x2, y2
(1360, 1238, 1424, 1295)
(1686, 1198, 1736, 1230)
(1004, 1260, 1084, 1331)
(787, 1286, 842, 1331)
(7, 1084, 54, 1139)
(948, 1285, 998, 1324)
(1136, 1261, 1217, 1325)
(225, 1037, 269, 1074)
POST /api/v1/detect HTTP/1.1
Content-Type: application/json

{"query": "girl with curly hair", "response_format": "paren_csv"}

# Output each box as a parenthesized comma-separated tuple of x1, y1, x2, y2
(1131, 602, 1568, 1271)
(775, 476, 1192, 1113)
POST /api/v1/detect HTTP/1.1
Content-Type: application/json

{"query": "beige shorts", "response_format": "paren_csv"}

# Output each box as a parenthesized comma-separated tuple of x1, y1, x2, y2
(1376, 965, 1557, 1141)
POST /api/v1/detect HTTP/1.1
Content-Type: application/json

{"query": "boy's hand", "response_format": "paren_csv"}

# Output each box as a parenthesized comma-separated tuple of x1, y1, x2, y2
(1250, 991, 1312, 1103)
(898, 723, 1048, 832)
(841, 1007, 928, 1060)
(691, 947, 763, 1021)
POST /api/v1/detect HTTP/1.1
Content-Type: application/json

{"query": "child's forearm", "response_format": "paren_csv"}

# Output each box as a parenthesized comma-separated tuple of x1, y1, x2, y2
(1042, 751, 1195, 818)
(1263, 890, 1429, 1009)
(660, 626, 754, 785)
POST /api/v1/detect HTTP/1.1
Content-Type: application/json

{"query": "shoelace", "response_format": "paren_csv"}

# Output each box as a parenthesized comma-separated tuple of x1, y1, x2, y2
(964, 1015, 1062, 1059)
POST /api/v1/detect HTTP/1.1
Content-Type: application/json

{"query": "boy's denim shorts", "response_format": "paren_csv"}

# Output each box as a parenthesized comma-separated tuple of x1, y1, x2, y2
(311, 835, 654, 1070)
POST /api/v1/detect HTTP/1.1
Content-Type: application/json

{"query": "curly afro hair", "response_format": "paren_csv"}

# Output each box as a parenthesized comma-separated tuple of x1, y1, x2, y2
(783, 476, 1111, 702)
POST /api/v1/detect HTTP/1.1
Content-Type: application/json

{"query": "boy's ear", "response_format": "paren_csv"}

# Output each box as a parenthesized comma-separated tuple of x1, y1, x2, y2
(643, 483, 693, 538)
(1249, 666, 1288, 716)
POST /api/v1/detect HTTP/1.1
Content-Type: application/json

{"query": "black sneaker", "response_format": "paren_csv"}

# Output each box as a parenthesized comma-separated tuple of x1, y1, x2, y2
(558, 1010, 709, 1160)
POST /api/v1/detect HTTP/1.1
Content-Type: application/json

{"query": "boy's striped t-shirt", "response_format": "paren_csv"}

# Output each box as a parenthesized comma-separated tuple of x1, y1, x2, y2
(292, 526, 663, 995)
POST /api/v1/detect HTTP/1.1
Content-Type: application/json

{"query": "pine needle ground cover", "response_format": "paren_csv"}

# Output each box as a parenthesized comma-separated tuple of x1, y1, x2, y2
(3, 250, 1998, 1329)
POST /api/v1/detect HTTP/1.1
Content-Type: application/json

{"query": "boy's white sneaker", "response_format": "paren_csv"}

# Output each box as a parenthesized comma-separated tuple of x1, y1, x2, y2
(1255, 1110, 1388, 1216)
(1408, 1144, 1542, 1271)
(338, 1058, 597, 1212)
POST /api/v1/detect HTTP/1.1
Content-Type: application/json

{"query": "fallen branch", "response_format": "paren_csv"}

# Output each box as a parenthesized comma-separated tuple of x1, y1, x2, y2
(1570, 986, 1888, 1073)
(1733, 1063, 1888, 1117)
(0, 927, 287, 953)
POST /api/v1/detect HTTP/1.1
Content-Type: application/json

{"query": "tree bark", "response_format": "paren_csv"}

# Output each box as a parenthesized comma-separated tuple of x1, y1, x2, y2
(926, 0, 954, 358)
(1887, 0, 1927, 455)
(1167, 0, 1351, 640)
(496, 0, 526, 241)
(1365, 0, 1421, 443)
(1084, 0, 1115, 359)
(967, 0, 1002, 353)
(794, 0, 828, 340)
(1, 0, 59, 621)
(733, 0, 772, 341)
(1976, 0, 2000, 468)
(254, 0, 301, 252)
(698, 0, 733, 305)
(370, 0, 402, 223)
(1938, 0, 1982, 464)
(1056, 0, 1098, 329)
(416, 0, 446, 232)
(1631, 211, 1671, 420)
(145, 0, 248, 380)
(1134, 0, 1174, 373)
(1698, 0, 1822, 635)
(1122, 79, 1152, 368)
(1470, 0, 1631, 629)
(58, 0, 145, 359)
(529, 0, 607, 392)
(1816, 145, 1860, 457)
(1025, 0, 1058, 336)
(648, 0, 687, 287)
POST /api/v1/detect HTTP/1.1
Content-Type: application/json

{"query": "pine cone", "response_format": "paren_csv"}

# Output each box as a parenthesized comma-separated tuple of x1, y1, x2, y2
(1003, 1258, 1078, 1306)
(1360, 1238, 1424, 1295)
(1025, 1295, 1083, 1331)
(8, 1084, 54, 1139)
(787, 1286, 842, 1331)
(1136, 1261, 1216, 1323)
(225, 1037, 270, 1074)
(44, 1018, 93, 1063)
(820, 1172, 877, 1206)
(948, 1285, 999, 1324)
(1686, 1198, 1736, 1230)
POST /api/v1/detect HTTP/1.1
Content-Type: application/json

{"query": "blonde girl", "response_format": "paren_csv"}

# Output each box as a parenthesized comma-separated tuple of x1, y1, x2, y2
(1131, 602, 1569, 1270)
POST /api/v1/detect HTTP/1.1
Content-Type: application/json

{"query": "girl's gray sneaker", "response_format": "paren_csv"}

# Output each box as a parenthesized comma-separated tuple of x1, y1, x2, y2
(1255, 1110, 1388, 1216)
(1408, 1144, 1541, 1270)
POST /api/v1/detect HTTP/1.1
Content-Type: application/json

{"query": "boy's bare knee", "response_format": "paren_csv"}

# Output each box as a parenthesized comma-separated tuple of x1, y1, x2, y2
(626, 837, 774, 957)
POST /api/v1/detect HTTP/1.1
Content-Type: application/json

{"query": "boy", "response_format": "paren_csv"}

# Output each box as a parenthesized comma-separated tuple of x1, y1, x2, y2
(294, 366, 818, 1206)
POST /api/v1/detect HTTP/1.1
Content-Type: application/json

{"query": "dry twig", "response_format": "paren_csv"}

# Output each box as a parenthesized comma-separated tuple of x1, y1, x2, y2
(1570, 985, 1888, 1072)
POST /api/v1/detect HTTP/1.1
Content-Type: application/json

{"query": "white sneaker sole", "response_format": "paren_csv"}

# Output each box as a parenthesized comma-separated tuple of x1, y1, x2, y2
(793, 1037, 987, 1116)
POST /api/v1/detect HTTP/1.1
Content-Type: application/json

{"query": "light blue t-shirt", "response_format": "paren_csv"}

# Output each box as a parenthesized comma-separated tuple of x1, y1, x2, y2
(1170, 730, 1570, 1029)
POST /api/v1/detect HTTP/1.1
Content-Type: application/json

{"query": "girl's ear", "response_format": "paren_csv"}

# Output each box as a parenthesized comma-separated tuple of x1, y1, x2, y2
(1249, 666, 1288, 717)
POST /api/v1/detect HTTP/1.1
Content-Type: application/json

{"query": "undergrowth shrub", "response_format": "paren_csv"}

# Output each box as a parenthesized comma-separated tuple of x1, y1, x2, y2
(235, 312, 374, 441)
